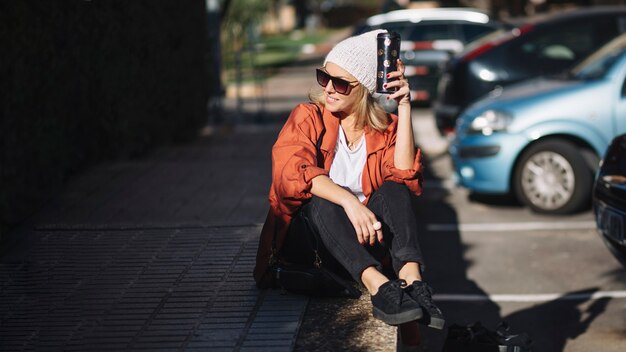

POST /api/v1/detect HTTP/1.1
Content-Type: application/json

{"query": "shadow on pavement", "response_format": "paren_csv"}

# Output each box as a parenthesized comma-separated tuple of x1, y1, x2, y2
(503, 288, 610, 352)
(413, 155, 610, 351)
(411, 149, 502, 350)
(468, 192, 523, 208)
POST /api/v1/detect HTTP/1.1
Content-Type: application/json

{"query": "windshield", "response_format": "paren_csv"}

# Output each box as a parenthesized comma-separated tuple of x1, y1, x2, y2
(460, 29, 507, 55)
(571, 34, 626, 80)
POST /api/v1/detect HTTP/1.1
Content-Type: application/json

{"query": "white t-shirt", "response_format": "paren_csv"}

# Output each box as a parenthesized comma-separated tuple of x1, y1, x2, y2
(329, 127, 367, 202)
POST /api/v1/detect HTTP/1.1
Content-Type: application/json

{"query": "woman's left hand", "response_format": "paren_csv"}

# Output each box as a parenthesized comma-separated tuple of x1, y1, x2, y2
(384, 59, 410, 107)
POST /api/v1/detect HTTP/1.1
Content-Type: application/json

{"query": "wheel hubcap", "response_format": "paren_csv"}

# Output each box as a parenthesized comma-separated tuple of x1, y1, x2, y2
(520, 151, 575, 210)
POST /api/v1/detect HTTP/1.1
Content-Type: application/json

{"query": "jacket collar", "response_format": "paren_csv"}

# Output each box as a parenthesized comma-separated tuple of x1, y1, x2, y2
(319, 106, 388, 155)
(364, 125, 387, 155)
(320, 106, 339, 153)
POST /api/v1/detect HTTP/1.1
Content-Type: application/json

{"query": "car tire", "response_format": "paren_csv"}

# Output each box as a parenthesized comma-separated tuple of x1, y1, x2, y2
(513, 139, 593, 214)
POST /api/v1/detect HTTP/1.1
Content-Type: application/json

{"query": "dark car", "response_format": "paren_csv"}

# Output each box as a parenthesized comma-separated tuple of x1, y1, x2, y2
(593, 134, 626, 268)
(357, 8, 507, 104)
(435, 6, 626, 136)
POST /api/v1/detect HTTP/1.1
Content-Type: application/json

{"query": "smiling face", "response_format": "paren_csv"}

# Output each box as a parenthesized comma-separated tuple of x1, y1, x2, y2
(321, 62, 363, 115)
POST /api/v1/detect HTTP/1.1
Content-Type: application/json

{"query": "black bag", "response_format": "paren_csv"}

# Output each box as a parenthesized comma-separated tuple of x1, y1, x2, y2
(272, 256, 361, 298)
(442, 321, 532, 352)
(268, 103, 361, 299)
(271, 196, 361, 299)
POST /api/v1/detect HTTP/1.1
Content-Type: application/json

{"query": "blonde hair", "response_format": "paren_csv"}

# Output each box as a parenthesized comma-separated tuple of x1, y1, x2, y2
(309, 84, 389, 132)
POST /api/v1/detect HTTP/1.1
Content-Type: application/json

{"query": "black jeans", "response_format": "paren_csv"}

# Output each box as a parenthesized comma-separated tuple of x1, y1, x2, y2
(281, 181, 425, 283)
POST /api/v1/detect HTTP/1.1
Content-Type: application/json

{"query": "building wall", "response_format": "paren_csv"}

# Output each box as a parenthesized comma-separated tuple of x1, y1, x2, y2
(0, 0, 209, 236)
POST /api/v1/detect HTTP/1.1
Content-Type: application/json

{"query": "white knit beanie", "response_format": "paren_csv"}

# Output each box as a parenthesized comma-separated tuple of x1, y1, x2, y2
(324, 29, 387, 94)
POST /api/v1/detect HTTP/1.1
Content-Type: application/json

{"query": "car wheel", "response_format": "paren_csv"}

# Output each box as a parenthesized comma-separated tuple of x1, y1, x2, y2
(514, 139, 593, 214)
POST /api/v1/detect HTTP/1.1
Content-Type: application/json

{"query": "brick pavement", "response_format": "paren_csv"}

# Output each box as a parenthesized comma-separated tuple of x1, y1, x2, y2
(0, 124, 310, 351)
(0, 28, 406, 351)
(1, 225, 295, 350)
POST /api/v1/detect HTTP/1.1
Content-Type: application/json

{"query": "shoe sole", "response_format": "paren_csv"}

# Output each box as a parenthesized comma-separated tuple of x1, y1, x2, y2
(421, 315, 445, 330)
(373, 306, 423, 326)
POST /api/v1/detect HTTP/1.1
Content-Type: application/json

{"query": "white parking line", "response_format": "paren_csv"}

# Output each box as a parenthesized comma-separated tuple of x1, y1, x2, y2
(434, 291, 626, 302)
(427, 221, 596, 232)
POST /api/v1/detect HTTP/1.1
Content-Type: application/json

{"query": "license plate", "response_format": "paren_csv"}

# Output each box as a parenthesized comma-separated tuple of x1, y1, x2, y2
(597, 204, 625, 244)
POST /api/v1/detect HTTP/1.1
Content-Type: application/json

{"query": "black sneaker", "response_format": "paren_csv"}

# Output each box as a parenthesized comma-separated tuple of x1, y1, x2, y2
(404, 280, 445, 330)
(371, 279, 423, 326)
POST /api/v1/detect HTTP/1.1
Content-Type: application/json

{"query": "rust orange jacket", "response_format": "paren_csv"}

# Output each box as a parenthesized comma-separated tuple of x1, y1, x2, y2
(253, 103, 423, 287)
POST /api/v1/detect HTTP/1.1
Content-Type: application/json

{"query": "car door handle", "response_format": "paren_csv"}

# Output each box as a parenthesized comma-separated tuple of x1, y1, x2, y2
(602, 175, 626, 189)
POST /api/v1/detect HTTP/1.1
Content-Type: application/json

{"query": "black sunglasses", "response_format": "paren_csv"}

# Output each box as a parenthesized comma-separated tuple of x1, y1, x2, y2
(316, 68, 359, 95)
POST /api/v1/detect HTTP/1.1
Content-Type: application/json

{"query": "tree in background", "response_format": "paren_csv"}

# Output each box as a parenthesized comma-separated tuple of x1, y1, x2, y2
(222, 0, 269, 53)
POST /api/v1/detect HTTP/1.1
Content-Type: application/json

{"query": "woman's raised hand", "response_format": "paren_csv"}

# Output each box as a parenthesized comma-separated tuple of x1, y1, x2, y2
(342, 197, 383, 246)
(384, 59, 410, 107)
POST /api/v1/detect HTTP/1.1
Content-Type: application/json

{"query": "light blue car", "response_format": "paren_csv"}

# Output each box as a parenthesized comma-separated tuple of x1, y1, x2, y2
(450, 33, 626, 214)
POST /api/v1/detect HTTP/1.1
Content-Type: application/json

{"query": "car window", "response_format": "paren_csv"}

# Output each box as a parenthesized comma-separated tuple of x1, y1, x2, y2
(460, 23, 500, 43)
(576, 50, 624, 80)
(509, 19, 620, 75)
(405, 22, 456, 41)
(619, 16, 626, 33)
(460, 29, 507, 55)
(518, 23, 594, 63)
(572, 34, 626, 80)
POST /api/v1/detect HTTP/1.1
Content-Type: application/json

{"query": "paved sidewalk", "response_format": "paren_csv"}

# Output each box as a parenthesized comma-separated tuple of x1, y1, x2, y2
(0, 125, 308, 351)
(0, 29, 362, 351)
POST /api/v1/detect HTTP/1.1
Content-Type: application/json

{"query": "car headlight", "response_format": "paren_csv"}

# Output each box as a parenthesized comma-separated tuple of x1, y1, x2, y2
(467, 109, 513, 136)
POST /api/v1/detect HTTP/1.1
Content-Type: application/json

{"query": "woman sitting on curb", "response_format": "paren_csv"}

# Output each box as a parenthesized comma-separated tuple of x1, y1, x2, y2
(253, 29, 444, 329)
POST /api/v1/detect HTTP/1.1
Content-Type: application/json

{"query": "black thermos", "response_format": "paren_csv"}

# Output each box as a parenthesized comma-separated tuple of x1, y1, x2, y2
(376, 31, 401, 94)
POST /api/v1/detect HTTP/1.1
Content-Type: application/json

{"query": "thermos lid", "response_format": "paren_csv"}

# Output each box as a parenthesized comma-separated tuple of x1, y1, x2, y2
(377, 31, 400, 39)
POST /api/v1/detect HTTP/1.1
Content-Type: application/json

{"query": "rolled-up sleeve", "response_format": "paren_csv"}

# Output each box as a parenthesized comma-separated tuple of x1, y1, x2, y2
(380, 128, 423, 196)
(272, 105, 327, 214)
(384, 148, 423, 196)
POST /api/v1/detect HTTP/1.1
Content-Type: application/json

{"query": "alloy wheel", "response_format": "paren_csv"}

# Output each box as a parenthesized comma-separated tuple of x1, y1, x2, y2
(519, 151, 575, 211)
